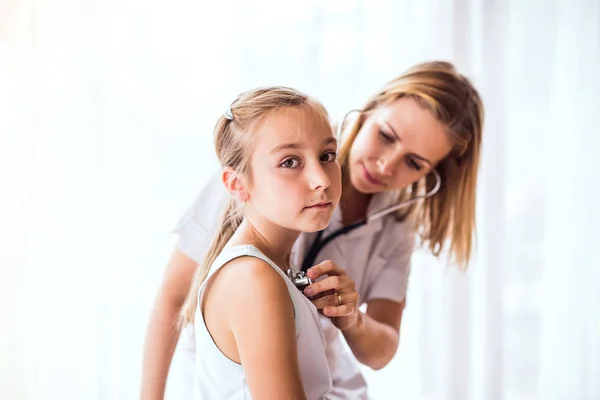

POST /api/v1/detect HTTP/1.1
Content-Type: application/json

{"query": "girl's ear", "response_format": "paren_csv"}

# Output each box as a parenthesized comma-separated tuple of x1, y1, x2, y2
(222, 167, 249, 203)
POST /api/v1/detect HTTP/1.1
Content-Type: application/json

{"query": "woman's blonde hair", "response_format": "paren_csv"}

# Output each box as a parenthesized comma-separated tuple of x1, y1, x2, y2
(180, 86, 331, 324)
(338, 61, 484, 267)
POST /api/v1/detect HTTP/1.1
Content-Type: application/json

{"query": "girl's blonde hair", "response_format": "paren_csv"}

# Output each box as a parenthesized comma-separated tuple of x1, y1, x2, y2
(338, 61, 484, 267)
(181, 86, 332, 324)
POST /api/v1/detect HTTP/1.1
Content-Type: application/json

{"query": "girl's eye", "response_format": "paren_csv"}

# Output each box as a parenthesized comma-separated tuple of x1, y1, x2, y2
(379, 130, 395, 143)
(281, 158, 300, 168)
(321, 151, 337, 162)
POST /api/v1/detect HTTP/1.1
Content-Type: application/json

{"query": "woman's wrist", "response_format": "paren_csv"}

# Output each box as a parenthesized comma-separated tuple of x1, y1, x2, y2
(340, 309, 365, 333)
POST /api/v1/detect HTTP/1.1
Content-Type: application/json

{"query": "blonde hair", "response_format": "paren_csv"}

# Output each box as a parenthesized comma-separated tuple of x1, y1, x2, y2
(338, 61, 484, 267)
(181, 86, 332, 323)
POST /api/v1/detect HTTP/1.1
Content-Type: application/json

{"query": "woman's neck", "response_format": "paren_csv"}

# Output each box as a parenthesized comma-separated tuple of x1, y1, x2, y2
(229, 216, 298, 271)
(341, 184, 372, 226)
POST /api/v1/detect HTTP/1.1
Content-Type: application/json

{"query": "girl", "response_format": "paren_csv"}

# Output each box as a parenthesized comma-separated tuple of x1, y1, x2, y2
(141, 61, 484, 399)
(183, 86, 341, 399)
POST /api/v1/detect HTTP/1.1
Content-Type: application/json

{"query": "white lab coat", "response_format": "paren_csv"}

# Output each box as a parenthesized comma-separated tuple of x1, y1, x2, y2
(175, 172, 415, 399)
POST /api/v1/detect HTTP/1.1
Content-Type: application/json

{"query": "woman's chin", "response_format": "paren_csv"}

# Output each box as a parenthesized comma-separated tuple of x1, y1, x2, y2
(350, 172, 378, 194)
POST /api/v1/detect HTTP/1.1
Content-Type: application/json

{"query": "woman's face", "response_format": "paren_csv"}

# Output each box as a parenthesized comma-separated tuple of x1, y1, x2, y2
(348, 97, 453, 194)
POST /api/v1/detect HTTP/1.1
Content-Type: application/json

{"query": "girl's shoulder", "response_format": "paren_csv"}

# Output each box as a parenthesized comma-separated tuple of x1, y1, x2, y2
(202, 246, 295, 325)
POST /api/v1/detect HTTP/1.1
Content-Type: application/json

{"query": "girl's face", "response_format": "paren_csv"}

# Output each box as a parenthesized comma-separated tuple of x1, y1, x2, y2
(246, 107, 342, 233)
(348, 97, 453, 194)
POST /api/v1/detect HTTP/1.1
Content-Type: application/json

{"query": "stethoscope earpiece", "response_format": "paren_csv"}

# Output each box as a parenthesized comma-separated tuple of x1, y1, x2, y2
(337, 109, 363, 139)
(367, 169, 441, 222)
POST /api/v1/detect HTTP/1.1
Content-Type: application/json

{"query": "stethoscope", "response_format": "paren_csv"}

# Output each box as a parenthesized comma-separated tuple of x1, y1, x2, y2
(300, 110, 442, 272)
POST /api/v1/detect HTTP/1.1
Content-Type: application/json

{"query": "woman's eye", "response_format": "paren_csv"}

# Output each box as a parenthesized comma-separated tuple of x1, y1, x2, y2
(379, 130, 395, 143)
(407, 158, 422, 171)
(321, 151, 337, 162)
(281, 158, 300, 168)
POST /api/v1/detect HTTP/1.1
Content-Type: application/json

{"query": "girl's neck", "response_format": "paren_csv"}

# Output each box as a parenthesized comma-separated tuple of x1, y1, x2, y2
(341, 183, 372, 226)
(229, 216, 298, 271)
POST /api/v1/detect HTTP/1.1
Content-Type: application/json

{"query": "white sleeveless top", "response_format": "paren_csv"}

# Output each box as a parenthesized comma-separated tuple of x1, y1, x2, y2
(194, 244, 333, 400)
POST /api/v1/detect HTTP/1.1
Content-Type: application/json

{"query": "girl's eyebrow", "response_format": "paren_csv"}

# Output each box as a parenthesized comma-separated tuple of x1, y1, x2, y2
(270, 137, 337, 154)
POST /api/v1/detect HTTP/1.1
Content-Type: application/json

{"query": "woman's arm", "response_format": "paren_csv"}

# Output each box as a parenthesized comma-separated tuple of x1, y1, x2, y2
(341, 299, 404, 370)
(141, 172, 228, 399)
(205, 257, 307, 400)
(140, 248, 198, 400)
(306, 261, 405, 370)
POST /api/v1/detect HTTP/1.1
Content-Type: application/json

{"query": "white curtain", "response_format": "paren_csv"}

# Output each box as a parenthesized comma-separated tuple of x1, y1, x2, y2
(1, 0, 598, 399)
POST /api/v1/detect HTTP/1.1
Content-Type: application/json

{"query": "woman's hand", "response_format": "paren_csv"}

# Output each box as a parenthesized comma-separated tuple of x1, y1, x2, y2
(303, 260, 361, 331)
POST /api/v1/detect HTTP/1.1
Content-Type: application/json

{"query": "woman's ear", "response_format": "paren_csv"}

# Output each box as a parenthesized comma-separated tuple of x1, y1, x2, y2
(222, 167, 249, 203)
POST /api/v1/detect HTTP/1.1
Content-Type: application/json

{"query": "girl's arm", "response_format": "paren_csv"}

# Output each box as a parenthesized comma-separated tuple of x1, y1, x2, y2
(205, 257, 307, 400)
(140, 248, 198, 400)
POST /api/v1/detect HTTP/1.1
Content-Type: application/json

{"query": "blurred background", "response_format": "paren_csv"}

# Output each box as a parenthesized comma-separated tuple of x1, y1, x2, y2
(1, 0, 599, 399)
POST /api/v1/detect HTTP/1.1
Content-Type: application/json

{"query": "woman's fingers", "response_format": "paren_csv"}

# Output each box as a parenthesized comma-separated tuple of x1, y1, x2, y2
(306, 260, 344, 280)
(304, 275, 346, 297)
(323, 302, 357, 317)
(311, 291, 358, 315)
